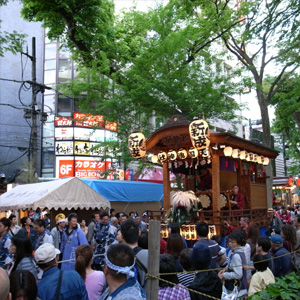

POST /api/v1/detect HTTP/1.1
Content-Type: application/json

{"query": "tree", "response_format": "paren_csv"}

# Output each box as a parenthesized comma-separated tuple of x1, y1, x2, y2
(0, 0, 25, 56)
(268, 75, 300, 175)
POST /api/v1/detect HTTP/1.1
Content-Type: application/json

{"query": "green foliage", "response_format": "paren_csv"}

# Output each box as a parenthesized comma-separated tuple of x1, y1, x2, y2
(16, 160, 39, 183)
(268, 74, 300, 175)
(0, 1, 26, 56)
(248, 271, 300, 300)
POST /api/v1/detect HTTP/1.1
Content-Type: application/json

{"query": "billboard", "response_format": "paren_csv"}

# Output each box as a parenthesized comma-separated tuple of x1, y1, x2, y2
(55, 141, 74, 155)
(73, 112, 104, 128)
(56, 156, 112, 179)
(54, 116, 73, 127)
(55, 127, 73, 140)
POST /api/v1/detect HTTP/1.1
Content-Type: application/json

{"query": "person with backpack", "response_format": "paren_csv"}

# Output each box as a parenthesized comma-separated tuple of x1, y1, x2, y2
(218, 229, 248, 298)
(119, 219, 148, 291)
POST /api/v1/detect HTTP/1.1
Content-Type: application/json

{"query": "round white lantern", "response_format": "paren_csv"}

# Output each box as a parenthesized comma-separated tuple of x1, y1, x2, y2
(224, 146, 233, 157)
(189, 118, 210, 150)
(188, 147, 198, 158)
(158, 151, 167, 162)
(232, 149, 241, 158)
(177, 148, 188, 160)
(240, 151, 248, 160)
(167, 149, 177, 161)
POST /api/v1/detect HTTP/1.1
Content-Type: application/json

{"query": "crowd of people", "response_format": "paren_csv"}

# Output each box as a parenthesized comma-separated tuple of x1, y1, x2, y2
(0, 205, 299, 300)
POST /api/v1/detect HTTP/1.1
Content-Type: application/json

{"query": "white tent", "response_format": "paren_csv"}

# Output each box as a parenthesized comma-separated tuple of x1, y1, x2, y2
(0, 177, 110, 211)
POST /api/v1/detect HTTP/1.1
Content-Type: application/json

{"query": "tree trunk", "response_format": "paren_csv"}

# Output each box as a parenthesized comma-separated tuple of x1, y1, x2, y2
(293, 112, 300, 135)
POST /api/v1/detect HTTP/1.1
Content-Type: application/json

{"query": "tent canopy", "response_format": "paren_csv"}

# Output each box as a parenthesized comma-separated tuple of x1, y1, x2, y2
(81, 178, 163, 202)
(0, 177, 110, 211)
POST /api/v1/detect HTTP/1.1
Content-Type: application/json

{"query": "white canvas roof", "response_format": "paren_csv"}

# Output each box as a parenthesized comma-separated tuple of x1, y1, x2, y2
(0, 177, 110, 211)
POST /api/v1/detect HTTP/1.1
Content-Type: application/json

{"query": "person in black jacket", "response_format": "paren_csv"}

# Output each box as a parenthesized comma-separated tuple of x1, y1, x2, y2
(188, 243, 222, 300)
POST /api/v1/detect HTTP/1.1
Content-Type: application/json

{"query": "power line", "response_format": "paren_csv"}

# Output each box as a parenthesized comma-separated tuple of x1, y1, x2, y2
(0, 150, 28, 166)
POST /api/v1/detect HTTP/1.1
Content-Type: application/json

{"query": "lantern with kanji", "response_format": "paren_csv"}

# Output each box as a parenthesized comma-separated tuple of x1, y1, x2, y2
(158, 151, 167, 162)
(189, 147, 198, 159)
(167, 149, 177, 161)
(240, 150, 248, 160)
(232, 149, 240, 158)
(189, 118, 210, 150)
(128, 132, 146, 158)
(177, 148, 188, 160)
(200, 148, 209, 158)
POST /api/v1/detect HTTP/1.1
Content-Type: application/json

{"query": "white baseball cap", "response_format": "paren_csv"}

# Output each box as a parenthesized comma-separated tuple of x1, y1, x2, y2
(35, 243, 60, 264)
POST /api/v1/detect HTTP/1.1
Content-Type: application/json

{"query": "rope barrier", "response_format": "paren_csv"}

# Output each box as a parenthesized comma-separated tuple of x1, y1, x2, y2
(151, 247, 300, 276)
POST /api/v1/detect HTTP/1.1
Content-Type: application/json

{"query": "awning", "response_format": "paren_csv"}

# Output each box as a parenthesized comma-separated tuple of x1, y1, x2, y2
(81, 178, 163, 202)
(0, 177, 110, 211)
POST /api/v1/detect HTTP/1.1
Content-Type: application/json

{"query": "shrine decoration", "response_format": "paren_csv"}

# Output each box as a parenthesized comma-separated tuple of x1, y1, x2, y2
(232, 149, 241, 158)
(188, 147, 198, 159)
(177, 148, 188, 160)
(167, 149, 177, 161)
(240, 150, 248, 160)
(189, 117, 210, 150)
(158, 151, 168, 162)
(151, 155, 158, 164)
(263, 157, 270, 166)
(224, 146, 233, 157)
(128, 132, 146, 158)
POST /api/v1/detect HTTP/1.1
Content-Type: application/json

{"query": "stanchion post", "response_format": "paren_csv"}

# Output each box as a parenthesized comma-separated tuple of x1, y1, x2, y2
(147, 220, 161, 300)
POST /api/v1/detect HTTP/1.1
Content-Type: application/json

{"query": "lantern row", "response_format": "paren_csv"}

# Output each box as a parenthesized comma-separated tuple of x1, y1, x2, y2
(223, 146, 270, 165)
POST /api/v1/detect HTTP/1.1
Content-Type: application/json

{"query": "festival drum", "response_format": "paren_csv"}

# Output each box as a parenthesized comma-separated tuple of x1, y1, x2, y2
(198, 194, 211, 208)
(219, 193, 227, 208)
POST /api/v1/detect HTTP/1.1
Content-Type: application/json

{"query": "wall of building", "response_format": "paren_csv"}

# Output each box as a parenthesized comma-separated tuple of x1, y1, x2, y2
(0, 1, 44, 180)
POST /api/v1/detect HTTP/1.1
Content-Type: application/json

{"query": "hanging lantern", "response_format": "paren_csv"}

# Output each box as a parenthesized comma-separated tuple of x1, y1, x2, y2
(263, 157, 270, 166)
(128, 132, 146, 158)
(240, 151, 248, 160)
(158, 151, 167, 162)
(232, 149, 240, 158)
(189, 118, 210, 150)
(200, 148, 209, 158)
(224, 146, 233, 157)
(258, 156, 264, 164)
(188, 147, 198, 158)
(296, 178, 300, 186)
(247, 153, 254, 162)
(151, 155, 158, 164)
(177, 148, 188, 160)
(253, 154, 258, 162)
(167, 149, 177, 161)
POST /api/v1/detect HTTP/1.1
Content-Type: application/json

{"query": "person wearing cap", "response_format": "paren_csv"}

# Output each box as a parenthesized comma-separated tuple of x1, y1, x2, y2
(99, 243, 146, 300)
(270, 234, 292, 277)
(188, 243, 222, 300)
(51, 214, 67, 260)
(35, 243, 88, 300)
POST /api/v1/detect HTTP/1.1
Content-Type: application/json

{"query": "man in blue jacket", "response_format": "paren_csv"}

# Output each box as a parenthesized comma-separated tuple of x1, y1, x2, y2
(35, 243, 88, 300)
(270, 234, 292, 277)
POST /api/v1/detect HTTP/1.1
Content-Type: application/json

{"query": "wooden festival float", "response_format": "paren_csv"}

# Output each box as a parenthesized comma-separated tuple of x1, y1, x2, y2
(128, 115, 278, 237)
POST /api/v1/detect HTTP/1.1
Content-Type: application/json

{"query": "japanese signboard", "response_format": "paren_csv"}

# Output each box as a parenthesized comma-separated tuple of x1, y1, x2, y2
(55, 141, 74, 155)
(74, 112, 105, 128)
(74, 141, 90, 155)
(56, 156, 112, 179)
(54, 116, 73, 127)
(105, 120, 118, 132)
(55, 127, 74, 140)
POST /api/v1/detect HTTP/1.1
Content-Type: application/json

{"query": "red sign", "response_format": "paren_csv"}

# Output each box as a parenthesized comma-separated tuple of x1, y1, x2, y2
(54, 116, 73, 127)
(74, 112, 104, 128)
(57, 157, 112, 179)
(105, 120, 118, 132)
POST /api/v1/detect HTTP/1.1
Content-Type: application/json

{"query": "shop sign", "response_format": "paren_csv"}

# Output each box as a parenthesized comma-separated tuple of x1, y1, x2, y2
(74, 112, 105, 128)
(55, 127, 74, 140)
(55, 141, 73, 155)
(54, 116, 73, 127)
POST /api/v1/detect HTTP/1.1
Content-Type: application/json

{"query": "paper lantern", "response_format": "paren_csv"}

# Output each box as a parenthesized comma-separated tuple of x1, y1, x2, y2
(253, 154, 258, 162)
(247, 153, 254, 162)
(297, 178, 300, 186)
(128, 132, 146, 158)
(224, 146, 233, 157)
(257, 156, 264, 164)
(288, 177, 294, 186)
(177, 148, 188, 160)
(263, 157, 270, 166)
(200, 148, 209, 158)
(158, 151, 167, 162)
(151, 155, 158, 164)
(167, 149, 177, 161)
(188, 147, 198, 158)
(189, 118, 210, 150)
(240, 151, 248, 160)
(232, 149, 240, 158)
